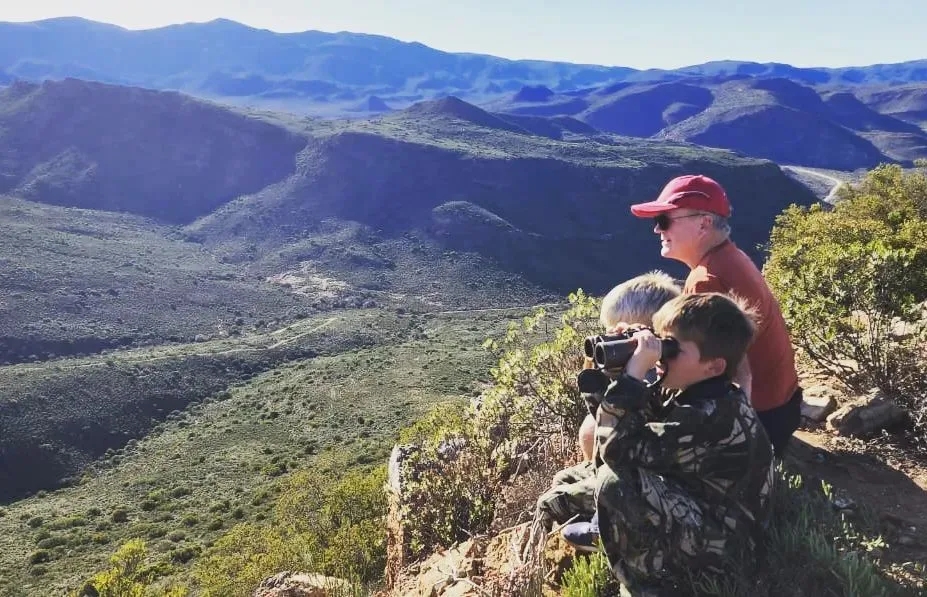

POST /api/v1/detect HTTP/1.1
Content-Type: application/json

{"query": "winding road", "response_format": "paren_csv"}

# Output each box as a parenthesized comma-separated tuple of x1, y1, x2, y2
(784, 166, 846, 204)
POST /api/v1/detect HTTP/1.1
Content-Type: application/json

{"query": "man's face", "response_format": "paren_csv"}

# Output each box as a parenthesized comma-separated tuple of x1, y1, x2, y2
(653, 209, 709, 263)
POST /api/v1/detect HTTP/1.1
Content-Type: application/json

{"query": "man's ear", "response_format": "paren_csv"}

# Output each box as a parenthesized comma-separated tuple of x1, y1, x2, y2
(703, 356, 727, 377)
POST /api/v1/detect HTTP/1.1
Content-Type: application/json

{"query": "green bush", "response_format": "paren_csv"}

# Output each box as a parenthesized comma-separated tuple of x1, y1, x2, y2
(36, 536, 68, 549)
(480, 291, 601, 443)
(766, 164, 927, 447)
(394, 403, 500, 560)
(392, 293, 601, 562)
(29, 549, 52, 565)
(192, 462, 387, 595)
(562, 552, 615, 597)
(74, 538, 189, 597)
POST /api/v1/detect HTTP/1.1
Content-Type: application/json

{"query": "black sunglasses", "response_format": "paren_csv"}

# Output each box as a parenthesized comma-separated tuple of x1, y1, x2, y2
(654, 212, 707, 231)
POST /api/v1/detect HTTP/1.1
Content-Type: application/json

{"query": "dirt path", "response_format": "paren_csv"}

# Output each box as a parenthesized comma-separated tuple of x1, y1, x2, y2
(5, 302, 555, 374)
(9, 317, 340, 373)
(784, 166, 846, 203)
(788, 429, 927, 564)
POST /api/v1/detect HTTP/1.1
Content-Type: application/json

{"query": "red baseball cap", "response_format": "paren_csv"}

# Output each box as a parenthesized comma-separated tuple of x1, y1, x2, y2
(630, 174, 731, 218)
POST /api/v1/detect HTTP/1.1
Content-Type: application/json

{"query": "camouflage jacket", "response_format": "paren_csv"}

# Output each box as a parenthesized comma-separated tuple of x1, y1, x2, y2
(584, 371, 775, 533)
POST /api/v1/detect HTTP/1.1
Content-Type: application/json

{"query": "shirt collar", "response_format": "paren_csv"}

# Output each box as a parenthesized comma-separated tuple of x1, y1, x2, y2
(674, 375, 733, 405)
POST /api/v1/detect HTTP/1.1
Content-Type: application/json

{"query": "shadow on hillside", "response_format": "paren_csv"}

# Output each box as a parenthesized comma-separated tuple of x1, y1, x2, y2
(786, 432, 927, 563)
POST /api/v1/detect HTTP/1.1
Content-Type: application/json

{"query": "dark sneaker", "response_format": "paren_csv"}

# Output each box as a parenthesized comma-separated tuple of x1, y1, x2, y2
(560, 520, 600, 553)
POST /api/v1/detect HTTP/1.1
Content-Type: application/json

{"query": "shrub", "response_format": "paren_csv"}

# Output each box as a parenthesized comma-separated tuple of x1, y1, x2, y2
(192, 523, 320, 597)
(36, 536, 68, 549)
(29, 549, 51, 565)
(75, 538, 190, 597)
(48, 515, 87, 530)
(206, 518, 224, 531)
(392, 293, 601, 561)
(561, 552, 615, 597)
(394, 404, 500, 559)
(181, 514, 198, 527)
(170, 545, 201, 564)
(193, 462, 388, 595)
(171, 486, 192, 498)
(766, 164, 927, 448)
(683, 465, 917, 597)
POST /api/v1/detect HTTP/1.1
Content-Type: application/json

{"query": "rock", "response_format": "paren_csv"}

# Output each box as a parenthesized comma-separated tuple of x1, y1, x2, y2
(825, 389, 908, 437)
(252, 571, 351, 597)
(801, 393, 838, 422)
(387, 444, 420, 495)
(414, 540, 481, 596)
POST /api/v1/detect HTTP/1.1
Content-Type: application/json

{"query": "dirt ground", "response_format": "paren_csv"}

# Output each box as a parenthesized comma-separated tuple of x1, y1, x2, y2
(787, 428, 927, 567)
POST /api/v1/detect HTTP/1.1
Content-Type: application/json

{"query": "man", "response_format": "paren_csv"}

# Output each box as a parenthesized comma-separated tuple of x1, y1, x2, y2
(629, 174, 802, 456)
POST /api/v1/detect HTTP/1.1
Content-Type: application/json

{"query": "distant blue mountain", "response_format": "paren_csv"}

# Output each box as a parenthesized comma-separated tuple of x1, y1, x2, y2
(1, 17, 926, 115)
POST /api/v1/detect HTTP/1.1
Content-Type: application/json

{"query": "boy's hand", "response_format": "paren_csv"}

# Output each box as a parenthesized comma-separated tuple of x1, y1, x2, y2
(606, 321, 630, 334)
(625, 329, 661, 381)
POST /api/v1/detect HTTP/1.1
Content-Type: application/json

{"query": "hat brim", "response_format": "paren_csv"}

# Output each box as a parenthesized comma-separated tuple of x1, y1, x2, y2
(629, 201, 680, 217)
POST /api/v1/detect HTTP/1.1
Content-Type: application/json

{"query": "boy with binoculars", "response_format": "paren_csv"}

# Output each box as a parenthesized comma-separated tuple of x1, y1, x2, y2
(538, 283, 774, 596)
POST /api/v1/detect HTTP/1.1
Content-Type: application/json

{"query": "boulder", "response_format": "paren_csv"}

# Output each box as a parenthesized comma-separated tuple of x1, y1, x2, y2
(825, 389, 908, 437)
(252, 571, 351, 597)
(801, 390, 838, 423)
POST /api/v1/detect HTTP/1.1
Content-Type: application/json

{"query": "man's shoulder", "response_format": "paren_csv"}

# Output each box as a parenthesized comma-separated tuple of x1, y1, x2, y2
(706, 241, 761, 276)
(692, 242, 770, 297)
(683, 266, 726, 294)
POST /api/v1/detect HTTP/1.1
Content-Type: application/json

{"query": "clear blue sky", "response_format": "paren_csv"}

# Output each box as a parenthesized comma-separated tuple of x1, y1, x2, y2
(3, 0, 924, 69)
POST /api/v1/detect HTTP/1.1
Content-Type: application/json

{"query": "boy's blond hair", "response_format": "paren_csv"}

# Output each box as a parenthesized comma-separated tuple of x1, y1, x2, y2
(599, 271, 682, 329)
(652, 292, 757, 378)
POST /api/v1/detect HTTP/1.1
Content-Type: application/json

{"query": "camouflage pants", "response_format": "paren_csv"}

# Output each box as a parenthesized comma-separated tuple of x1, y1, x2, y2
(535, 460, 597, 525)
(595, 464, 738, 592)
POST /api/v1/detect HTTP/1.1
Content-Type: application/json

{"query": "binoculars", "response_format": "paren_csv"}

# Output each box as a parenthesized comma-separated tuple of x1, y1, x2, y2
(583, 331, 680, 370)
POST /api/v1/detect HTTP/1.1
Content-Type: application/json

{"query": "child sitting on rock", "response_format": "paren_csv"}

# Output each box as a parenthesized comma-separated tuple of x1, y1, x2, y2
(535, 271, 681, 545)
(586, 293, 774, 595)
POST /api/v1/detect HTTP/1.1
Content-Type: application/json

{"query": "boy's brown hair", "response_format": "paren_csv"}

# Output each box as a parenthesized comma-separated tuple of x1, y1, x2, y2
(652, 292, 757, 378)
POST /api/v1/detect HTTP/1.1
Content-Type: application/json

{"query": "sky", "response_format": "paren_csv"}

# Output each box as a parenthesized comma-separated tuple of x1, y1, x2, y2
(2, 0, 925, 70)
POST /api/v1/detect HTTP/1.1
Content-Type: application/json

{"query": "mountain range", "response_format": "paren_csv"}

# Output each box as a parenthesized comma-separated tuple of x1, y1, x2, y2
(0, 18, 919, 595)
(2, 17, 926, 170)
(0, 75, 818, 501)
(0, 77, 816, 366)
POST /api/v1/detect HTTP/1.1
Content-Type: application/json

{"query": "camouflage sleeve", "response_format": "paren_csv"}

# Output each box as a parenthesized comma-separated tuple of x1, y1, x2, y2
(577, 368, 611, 417)
(595, 375, 707, 472)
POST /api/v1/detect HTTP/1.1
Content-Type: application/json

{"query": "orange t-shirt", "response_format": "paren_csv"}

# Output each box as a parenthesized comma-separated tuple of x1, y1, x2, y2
(684, 240, 798, 412)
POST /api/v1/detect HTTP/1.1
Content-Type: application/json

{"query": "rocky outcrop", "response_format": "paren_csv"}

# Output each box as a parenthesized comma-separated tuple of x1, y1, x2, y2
(801, 385, 840, 423)
(252, 571, 351, 597)
(380, 525, 575, 597)
(826, 389, 910, 437)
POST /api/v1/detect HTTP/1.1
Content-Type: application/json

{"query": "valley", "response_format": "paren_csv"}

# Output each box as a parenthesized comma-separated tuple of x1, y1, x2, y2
(0, 33, 912, 595)
(0, 306, 533, 595)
